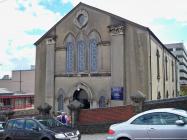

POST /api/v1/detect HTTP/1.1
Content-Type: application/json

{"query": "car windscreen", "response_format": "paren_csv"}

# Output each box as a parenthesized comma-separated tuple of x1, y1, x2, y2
(38, 118, 64, 128)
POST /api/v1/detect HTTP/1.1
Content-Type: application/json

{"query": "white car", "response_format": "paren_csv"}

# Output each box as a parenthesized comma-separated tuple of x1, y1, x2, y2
(107, 108, 187, 140)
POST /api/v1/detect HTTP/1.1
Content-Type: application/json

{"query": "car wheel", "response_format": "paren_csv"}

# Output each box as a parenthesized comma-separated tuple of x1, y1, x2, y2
(118, 138, 131, 140)
(41, 138, 50, 140)
(5, 138, 12, 140)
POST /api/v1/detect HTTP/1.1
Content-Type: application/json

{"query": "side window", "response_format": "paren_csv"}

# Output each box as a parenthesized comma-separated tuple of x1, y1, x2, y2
(179, 116, 187, 123)
(161, 113, 180, 125)
(13, 119, 25, 129)
(132, 113, 163, 125)
(0, 124, 3, 130)
(25, 120, 37, 130)
(6, 120, 15, 129)
(179, 116, 187, 124)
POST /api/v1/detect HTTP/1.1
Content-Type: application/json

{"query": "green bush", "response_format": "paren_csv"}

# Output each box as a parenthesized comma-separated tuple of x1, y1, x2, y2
(180, 90, 187, 96)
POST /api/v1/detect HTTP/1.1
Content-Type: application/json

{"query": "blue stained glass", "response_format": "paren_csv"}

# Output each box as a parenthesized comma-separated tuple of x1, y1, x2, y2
(99, 96, 106, 108)
(90, 39, 97, 72)
(77, 40, 86, 72)
(66, 42, 74, 73)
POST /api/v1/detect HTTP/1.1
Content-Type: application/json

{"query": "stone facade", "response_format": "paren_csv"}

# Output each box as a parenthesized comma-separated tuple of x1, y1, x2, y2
(34, 3, 179, 112)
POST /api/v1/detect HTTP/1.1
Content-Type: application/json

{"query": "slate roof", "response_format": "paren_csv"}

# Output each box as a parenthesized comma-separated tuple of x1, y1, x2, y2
(0, 88, 13, 95)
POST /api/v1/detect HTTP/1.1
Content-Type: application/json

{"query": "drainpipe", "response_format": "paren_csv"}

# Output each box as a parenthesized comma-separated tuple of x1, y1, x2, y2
(148, 32, 152, 100)
(53, 26, 57, 113)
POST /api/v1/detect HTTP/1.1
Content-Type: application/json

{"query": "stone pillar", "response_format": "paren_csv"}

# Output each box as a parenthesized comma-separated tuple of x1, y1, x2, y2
(130, 91, 145, 114)
(67, 100, 83, 128)
(108, 24, 126, 106)
(37, 103, 52, 116)
(45, 37, 55, 110)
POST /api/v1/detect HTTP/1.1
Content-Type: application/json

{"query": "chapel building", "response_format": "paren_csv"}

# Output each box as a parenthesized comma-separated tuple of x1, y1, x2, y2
(34, 3, 179, 112)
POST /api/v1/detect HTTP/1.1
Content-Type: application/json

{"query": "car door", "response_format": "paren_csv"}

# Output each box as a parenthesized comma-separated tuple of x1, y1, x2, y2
(159, 112, 187, 139)
(130, 112, 165, 140)
(130, 114, 152, 139)
(4, 120, 15, 140)
(0, 122, 5, 139)
(147, 112, 187, 140)
(12, 119, 26, 140)
(24, 119, 42, 140)
(144, 112, 167, 140)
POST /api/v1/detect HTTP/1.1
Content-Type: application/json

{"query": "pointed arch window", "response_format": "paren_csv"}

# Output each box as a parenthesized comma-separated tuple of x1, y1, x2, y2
(166, 91, 169, 98)
(172, 90, 175, 97)
(172, 61, 174, 82)
(57, 88, 65, 111)
(88, 31, 100, 73)
(58, 94, 64, 111)
(157, 91, 161, 99)
(77, 40, 87, 72)
(66, 42, 74, 73)
(65, 34, 75, 73)
(165, 56, 168, 81)
(156, 49, 160, 80)
(99, 96, 106, 108)
(89, 39, 97, 72)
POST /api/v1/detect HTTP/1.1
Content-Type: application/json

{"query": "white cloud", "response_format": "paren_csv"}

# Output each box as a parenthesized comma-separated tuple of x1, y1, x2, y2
(66, 0, 187, 25)
(66, 0, 187, 48)
(1, 0, 187, 78)
(0, 0, 62, 78)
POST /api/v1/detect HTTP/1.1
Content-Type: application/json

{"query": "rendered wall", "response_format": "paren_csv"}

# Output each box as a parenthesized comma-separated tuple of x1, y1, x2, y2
(150, 36, 177, 100)
(0, 70, 35, 93)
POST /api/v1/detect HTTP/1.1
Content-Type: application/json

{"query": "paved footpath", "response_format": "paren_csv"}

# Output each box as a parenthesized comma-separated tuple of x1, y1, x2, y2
(82, 133, 108, 140)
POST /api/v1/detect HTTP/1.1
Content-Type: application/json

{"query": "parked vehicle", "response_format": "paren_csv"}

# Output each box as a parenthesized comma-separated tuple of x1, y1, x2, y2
(107, 108, 187, 140)
(3, 117, 81, 140)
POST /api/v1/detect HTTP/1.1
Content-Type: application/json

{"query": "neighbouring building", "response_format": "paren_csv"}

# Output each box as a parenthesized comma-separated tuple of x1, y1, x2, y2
(34, 3, 179, 113)
(0, 88, 34, 111)
(165, 43, 187, 85)
(0, 67, 35, 94)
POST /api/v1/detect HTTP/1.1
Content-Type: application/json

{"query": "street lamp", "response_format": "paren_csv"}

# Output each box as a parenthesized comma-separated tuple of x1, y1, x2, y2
(0, 64, 2, 79)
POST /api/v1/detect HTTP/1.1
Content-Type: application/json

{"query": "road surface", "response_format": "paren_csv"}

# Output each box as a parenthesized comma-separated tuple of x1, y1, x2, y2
(82, 133, 108, 140)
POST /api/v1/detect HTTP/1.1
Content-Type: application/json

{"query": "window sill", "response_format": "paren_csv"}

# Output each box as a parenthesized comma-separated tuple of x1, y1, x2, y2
(55, 72, 111, 77)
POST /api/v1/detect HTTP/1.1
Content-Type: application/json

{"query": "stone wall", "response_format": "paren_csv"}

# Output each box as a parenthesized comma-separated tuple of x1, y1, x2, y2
(78, 105, 135, 133)
(78, 105, 135, 125)
(78, 96, 187, 134)
(143, 96, 187, 111)
(78, 122, 119, 134)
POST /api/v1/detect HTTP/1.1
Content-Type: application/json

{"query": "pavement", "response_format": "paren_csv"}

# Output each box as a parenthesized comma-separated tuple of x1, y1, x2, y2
(82, 133, 108, 140)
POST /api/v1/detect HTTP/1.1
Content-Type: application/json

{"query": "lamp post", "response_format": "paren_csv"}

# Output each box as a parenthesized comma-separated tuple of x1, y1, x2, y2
(19, 70, 21, 93)
(0, 64, 2, 79)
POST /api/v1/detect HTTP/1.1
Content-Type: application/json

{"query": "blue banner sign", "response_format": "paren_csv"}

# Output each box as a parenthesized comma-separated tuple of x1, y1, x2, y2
(111, 87, 123, 100)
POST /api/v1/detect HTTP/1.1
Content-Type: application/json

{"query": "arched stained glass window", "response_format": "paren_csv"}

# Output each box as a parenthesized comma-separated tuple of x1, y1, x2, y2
(77, 40, 87, 72)
(58, 94, 64, 111)
(166, 91, 169, 98)
(90, 39, 97, 72)
(57, 88, 65, 111)
(172, 90, 175, 97)
(157, 91, 161, 99)
(99, 96, 106, 108)
(88, 30, 100, 73)
(65, 34, 75, 73)
(66, 42, 74, 73)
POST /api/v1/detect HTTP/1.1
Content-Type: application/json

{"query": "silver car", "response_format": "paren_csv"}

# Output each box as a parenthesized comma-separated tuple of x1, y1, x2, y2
(107, 108, 187, 140)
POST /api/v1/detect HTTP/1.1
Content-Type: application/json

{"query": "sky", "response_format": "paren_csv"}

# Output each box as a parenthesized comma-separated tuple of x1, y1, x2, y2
(0, 0, 187, 78)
